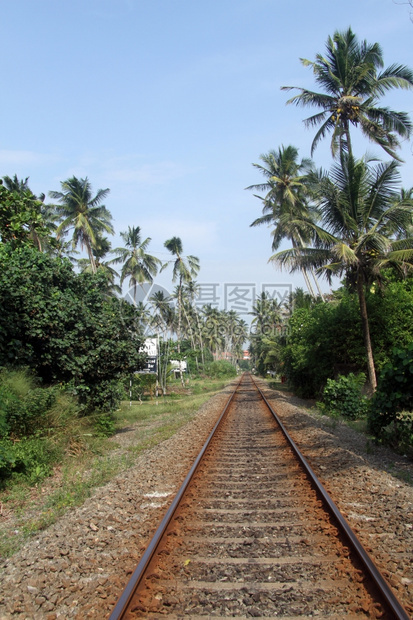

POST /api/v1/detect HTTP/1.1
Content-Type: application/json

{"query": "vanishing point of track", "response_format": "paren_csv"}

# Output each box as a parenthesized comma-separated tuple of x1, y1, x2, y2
(109, 373, 410, 619)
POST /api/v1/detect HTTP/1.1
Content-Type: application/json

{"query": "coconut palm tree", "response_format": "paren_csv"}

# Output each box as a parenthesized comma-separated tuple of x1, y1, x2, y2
(271, 154, 413, 391)
(282, 27, 413, 160)
(3, 174, 31, 194)
(288, 287, 317, 311)
(247, 145, 323, 298)
(223, 310, 248, 364)
(394, 188, 413, 241)
(112, 226, 161, 302)
(182, 280, 206, 366)
(250, 292, 282, 336)
(49, 176, 114, 273)
(78, 236, 121, 295)
(201, 305, 225, 357)
(149, 290, 176, 337)
(2, 174, 55, 251)
(161, 237, 200, 354)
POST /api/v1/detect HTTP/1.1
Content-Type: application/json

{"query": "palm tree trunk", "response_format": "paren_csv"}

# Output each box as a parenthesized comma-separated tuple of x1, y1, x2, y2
(293, 237, 317, 299)
(343, 121, 353, 160)
(195, 310, 205, 367)
(182, 303, 198, 374)
(177, 278, 182, 354)
(310, 268, 325, 300)
(357, 271, 377, 392)
(177, 277, 184, 386)
(86, 241, 97, 274)
(301, 267, 316, 298)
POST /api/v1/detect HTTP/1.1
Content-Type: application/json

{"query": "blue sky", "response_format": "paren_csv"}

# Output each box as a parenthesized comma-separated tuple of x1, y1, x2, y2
(2, 0, 412, 314)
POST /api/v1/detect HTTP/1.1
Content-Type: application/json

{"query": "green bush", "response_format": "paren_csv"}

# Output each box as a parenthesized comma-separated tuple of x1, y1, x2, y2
(0, 245, 145, 413)
(0, 369, 57, 438)
(7, 387, 56, 437)
(280, 280, 413, 398)
(0, 436, 60, 485)
(0, 441, 17, 478)
(319, 373, 368, 419)
(92, 412, 116, 437)
(369, 343, 413, 442)
(69, 378, 125, 414)
(0, 369, 87, 487)
(205, 360, 237, 378)
(281, 297, 366, 398)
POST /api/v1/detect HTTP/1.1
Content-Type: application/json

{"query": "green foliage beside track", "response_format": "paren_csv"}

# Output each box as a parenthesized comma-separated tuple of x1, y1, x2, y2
(0, 244, 144, 412)
(318, 373, 368, 420)
(281, 280, 413, 399)
(369, 343, 413, 449)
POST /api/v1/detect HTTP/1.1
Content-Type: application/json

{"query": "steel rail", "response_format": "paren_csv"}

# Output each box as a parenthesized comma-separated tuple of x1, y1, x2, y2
(108, 374, 244, 620)
(251, 374, 410, 620)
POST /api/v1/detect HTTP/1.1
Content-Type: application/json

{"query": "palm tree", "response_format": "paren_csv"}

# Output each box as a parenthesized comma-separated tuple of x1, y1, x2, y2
(247, 145, 323, 298)
(201, 305, 224, 357)
(3, 174, 31, 194)
(288, 287, 317, 311)
(148, 290, 176, 395)
(161, 237, 200, 354)
(182, 280, 206, 366)
(149, 290, 175, 336)
(250, 292, 282, 336)
(223, 310, 248, 364)
(271, 154, 413, 391)
(49, 177, 114, 273)
(112, 226, 161, 302)
(78, 236, 121, 295)
(282, 27, 413, 160)
(2, 174, 53, 251)
(394, 188, 413, 241)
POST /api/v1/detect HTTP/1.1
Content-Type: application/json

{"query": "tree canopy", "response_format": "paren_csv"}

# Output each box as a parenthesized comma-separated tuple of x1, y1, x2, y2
(282, 27, 413, 160)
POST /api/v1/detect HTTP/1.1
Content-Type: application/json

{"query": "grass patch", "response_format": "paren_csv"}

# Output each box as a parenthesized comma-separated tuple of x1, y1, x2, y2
(0, 376, 231, 559)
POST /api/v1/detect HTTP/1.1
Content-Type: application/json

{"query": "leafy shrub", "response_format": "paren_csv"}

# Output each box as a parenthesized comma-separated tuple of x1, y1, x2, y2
(69, 378, 125, 414)
(7, 387, 56, 437)
(205, 360, 237, 378)
(0, 440, 17, 479)
(93, 413, 116, 437)
(281, 298, 366, 398)
(0, 369, 57, 438)
(0, 245, 145, 413)
(369, 343, 413, 441)
(393, 411, 413, 453)
(319, 373, 368, 419)
(0, 436, 60, 485)
(281, 280, 413, 398)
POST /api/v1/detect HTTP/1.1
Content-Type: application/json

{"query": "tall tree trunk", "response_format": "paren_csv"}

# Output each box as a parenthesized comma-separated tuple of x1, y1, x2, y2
(87, 241, 97, 274)
(301, 267, 316, 298)
(340, 121, 353, 160)
(177, 278, 182, 354)
(182, 303, 198, 374)
(293, 237, 317, 299)
(177, 277, 184, 386)
(310, 268, 325, 300)
(357, 270, 377, 392)
(195, 310, 205, 367)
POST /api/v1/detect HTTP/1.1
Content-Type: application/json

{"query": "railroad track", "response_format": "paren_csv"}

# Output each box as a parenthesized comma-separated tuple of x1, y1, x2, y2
(109, 373, 410, 619)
